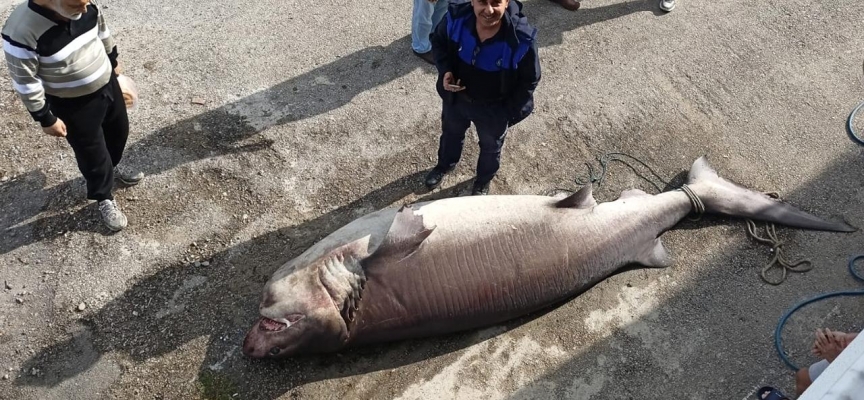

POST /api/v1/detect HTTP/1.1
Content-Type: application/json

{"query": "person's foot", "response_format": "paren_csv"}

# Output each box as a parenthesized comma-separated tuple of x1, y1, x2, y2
(812, 328, 850, 362)
(659, 0, 676, 12)
(548, 0, 580, 11)
(413, 50, 435, 65)
(424, 167, 449, 189)
(98, 199, 128, 231)
(471, 181, 490, 196)
(795, 368, 812, 397)
(114, 164, 144, 185)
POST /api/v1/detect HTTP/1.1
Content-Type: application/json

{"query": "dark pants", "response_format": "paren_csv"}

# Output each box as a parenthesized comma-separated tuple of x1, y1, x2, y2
(48, 74, 129, 201)
(435, 95, 509, 186)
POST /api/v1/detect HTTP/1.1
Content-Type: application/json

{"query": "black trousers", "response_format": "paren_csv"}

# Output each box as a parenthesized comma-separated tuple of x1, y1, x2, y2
(435, 95, 509, 186)
(48, 74, 129, 201)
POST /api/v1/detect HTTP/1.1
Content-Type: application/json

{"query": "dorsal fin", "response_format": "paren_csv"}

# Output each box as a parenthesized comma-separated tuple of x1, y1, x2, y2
(365, 205, 435, 264)
(554, 186, 597, 209)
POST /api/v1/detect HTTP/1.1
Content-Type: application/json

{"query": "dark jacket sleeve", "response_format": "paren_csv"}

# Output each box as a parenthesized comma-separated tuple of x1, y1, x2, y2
(431, 16, 453, 76)
(430, 16, 453, 99)
(504, 41, 541, 126)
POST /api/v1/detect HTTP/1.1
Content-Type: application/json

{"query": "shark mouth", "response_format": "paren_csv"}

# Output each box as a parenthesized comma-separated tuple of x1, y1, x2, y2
(259, 317, 288, 332)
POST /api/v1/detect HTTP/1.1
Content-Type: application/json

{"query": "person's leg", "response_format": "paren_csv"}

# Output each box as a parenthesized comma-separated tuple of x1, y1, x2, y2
(431, 0, 449, 28)
(54, 91, 128, 231)
(435, 99, 470, 170)
(55, 96, 114, 202)
(411, 0, 437, 62)
(102, 74, 142, 185)
(425, 98, 469, 188)
(471, 105, 509, 195)
(795, 368, 811, 396)
(796, 359, 829, 395)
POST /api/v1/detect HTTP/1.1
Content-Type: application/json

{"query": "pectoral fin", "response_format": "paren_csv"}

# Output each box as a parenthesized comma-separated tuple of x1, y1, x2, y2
(365, 205, 435, 265)
(635, 238, 672, 268)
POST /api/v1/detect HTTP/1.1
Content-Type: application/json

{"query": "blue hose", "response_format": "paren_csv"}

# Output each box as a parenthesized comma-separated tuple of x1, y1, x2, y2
(847, 101, 864, 146)
(774, 255, 864, 371)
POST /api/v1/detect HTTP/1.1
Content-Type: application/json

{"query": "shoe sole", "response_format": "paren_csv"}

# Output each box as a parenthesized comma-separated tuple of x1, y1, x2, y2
(103, 220, 126, 232)
(115, 176, 142, 186)
(412, 51, 435, 65)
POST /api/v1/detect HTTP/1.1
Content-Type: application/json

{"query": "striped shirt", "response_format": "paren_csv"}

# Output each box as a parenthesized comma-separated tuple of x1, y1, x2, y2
(2, 0, 117, 127)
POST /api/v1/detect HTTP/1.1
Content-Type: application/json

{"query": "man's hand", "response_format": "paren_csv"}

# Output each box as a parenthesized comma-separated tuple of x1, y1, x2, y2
(43, 119, 67, 137)
(839, 332, 858, 349)
(813, 328, 845, 362)
(443, 72, 465, 92)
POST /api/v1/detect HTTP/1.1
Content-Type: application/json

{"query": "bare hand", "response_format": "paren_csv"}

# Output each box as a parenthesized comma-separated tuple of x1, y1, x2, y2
(841, 332, 858, 348)
(812, 328, 845, 362)
(443, 72, 465, 92)
(42, 119, 67, 137)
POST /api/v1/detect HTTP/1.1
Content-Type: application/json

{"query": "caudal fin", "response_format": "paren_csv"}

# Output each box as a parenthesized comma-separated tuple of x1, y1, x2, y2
(685, 156, 856, 232)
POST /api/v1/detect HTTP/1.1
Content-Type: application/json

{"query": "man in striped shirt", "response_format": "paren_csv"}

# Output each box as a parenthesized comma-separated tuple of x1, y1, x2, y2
(3, 0, 143, 231)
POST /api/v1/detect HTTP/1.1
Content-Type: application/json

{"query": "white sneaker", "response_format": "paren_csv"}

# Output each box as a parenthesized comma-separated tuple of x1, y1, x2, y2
(113, 164, 144, 185)
(98, 199, 128, 231)
(660, 0, 675, 11)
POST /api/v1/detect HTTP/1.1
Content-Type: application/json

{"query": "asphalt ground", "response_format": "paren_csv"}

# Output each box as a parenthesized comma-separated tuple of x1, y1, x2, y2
(1, 0, 863, 398)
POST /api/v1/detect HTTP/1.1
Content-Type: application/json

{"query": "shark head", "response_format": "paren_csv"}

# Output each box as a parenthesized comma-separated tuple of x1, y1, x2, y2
(242, 262, 348, 359)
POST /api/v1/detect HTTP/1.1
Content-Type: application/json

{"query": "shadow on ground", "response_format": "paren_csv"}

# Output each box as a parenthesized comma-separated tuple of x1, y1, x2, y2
(1, 0, 665, 256)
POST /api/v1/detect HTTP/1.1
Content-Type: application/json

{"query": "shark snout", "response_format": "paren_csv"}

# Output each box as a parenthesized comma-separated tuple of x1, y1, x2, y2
(241, 319, 271, 358)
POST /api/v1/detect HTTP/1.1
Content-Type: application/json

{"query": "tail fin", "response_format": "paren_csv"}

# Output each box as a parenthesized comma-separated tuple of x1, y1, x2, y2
(685, 156, 856, 232)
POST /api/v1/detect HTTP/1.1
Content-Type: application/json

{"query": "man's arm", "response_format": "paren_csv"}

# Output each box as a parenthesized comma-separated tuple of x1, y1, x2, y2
(504, 41, 541, 126)
(96, 5, 118, 70)
(2, 35, 56, 127)
(430, 15, 452, 76)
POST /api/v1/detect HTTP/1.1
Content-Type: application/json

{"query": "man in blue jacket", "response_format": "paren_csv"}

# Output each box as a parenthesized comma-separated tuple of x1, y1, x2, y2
(424, 0, 540, 196)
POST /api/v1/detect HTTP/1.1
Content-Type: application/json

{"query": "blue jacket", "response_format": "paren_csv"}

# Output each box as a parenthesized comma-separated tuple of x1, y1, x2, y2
(431, 0, 541, 126)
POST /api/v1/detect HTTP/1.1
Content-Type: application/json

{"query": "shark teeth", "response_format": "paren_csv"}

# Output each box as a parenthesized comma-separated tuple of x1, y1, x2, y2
(260, 317, 288, 332)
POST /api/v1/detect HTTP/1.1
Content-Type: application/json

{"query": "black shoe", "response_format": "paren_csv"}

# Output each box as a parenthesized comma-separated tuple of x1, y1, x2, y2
(548, 0, 581, 11)
(424, 168, 447, 189)
(413, 50, 435, 65)
(471, 181, 490, 196)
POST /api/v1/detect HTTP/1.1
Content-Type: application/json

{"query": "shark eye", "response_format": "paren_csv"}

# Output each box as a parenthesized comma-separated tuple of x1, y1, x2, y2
(286, 314, 304, 323)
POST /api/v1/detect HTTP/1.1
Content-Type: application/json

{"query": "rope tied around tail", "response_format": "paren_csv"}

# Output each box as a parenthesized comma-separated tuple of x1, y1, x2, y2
(573, 152, 708, 221)
(570, 152, 815, 285)
(678, 184, 705, 221)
